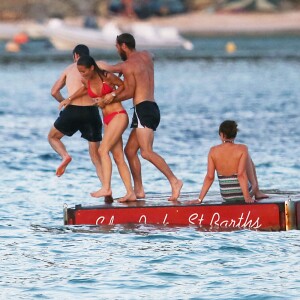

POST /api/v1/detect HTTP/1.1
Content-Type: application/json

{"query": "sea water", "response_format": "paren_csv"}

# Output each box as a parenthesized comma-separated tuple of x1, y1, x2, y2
(0, 36, 300, 299)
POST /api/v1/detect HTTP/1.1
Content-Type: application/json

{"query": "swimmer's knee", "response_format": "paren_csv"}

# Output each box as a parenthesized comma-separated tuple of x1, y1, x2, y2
(98, 145, 109, 157)
(48, 128, 63, 141)
(89, 149, 100, 164)
(48, 131, 56, 142)
(140, 149, 152, 161)
(112, 152, 124, 165)
(125, 145, 135, 159)
(89, 142, 99, 154)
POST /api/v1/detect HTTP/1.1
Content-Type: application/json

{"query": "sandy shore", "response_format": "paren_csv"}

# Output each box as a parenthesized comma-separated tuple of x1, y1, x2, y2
(1, 10, 300, 42)
(112, 11, 300, 35)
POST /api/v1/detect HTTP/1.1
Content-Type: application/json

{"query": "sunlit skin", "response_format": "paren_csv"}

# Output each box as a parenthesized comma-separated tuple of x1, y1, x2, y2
(97, 36, 183, 201)
(48, 51, 102, 181)
(192, 131, 269, 205)
(56, 156, 72, 177)
(59, 61, 136, 202)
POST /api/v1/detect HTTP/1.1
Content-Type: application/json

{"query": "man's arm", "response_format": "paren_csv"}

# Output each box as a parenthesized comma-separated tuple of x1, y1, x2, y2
(113, 69, 135, 102)
(103, 68, 135, 104)
(51, 71, 67, 103)
(58, 83, 87, 111)
(95, 72, 125, 108)
(97, 60, 123, 74)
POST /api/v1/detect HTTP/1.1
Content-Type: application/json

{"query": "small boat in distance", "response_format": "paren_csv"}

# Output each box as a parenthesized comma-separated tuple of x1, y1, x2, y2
(42, 18, 194, 51)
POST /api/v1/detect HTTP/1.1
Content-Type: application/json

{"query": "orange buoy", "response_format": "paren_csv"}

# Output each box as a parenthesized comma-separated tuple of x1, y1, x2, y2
(13, 32, 29, 44)
(225, 41, 237, 54)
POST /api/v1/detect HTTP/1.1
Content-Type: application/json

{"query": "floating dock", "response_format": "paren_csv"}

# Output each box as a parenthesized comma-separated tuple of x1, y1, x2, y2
(63, 191, 300, 231)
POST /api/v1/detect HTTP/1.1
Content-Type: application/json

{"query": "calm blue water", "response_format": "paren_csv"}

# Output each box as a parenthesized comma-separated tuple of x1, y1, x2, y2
(1, 36, 300, 299)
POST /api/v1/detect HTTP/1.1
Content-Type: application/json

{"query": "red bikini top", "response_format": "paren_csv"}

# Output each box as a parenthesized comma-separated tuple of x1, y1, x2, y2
(87, 80, 114, 98)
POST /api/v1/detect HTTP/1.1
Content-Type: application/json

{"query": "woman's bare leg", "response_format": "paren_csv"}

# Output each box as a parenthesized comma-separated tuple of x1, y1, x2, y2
(88, 141, 103, 183)
(111, 138, 136, 202)
(91, 114, 129, 198)
(246, 156, 268, 200)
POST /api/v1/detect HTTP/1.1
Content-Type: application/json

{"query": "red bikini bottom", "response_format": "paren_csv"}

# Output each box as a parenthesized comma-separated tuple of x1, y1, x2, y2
(103, 110, 127, 125)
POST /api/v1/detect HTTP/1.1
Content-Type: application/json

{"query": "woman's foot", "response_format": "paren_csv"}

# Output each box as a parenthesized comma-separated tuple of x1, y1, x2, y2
(119, 191, 137, 202)
(255, 191, 269, 200)
(90, 187, 112, 198)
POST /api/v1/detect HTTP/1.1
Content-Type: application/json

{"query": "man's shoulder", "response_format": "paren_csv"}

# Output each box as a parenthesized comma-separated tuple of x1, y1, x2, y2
(127, 51, 153, 68)
(136, 50, 153, 59)
(62, 63, 79, 79)
(138, 49, 151, 55)
(120, 59, 133, 72)
(65, 62, 77, 72)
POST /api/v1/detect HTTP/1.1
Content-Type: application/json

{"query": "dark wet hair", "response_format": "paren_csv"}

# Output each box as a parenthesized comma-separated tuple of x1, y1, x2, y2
(72, 44, 89, 57)
(77, 55, 107, 79)
(116, 33, 135, 49)
(219, 120, 238, 139)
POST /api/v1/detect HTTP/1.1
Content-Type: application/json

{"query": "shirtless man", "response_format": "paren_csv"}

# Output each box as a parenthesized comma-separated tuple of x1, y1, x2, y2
(48, 44, 102, 181)
(99, 33, 183, 201)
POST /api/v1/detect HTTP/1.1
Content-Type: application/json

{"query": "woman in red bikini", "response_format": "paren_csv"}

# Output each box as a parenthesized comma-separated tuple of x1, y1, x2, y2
(59, 55, 136, 202)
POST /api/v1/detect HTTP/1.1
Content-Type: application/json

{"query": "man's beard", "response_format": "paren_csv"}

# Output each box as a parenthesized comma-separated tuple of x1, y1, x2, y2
(119, 50, 127, 61)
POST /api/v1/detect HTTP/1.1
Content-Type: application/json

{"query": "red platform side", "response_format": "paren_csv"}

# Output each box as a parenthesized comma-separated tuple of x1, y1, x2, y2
(65, 202, 286, 231)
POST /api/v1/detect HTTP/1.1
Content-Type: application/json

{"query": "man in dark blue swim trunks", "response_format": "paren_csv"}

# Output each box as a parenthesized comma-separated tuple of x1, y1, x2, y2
(48, 45, 103, 180)
(99, 33, 183, 201)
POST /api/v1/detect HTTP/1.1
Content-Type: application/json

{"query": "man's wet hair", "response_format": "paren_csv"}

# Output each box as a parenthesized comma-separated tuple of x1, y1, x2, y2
(219, 120, 238, 139)
(73, 44, 90, 57)
(116, 33, 136, 49)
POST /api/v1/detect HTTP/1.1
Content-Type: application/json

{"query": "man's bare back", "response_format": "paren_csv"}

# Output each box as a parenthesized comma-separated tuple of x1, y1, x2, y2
(52, 63, 95, 106)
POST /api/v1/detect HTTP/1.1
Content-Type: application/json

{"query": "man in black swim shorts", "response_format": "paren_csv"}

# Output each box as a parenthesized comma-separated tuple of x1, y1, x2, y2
(131, 101, 160, 131)
(99, 34, 183, 201)
(48, 44, 103, 180)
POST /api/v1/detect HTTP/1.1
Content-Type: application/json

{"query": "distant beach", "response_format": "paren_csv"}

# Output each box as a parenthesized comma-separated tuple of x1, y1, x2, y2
(1, 10, 300, 43)
(110, 11, 300, 35)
